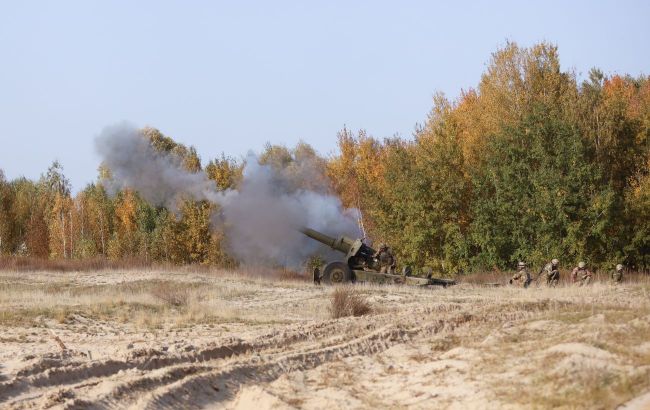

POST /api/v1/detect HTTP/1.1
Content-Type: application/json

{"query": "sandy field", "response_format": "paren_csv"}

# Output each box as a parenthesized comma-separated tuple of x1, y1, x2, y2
(1, 270, 649, 409)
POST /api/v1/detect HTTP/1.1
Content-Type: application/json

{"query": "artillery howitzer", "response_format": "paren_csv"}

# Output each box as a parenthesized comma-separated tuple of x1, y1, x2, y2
(301, 227, 455, 287)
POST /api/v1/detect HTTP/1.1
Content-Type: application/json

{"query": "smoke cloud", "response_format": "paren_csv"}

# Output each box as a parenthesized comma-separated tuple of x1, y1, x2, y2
(95, 123, 361, 267)
(96, 124, 220, 208)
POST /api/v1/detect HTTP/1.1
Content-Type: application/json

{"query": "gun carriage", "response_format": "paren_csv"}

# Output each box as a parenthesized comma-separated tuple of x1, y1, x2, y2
(301, 227, 455, 287)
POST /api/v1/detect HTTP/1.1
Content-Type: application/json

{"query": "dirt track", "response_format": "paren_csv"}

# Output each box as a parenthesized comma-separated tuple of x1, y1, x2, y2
(1, 271, 649, 409)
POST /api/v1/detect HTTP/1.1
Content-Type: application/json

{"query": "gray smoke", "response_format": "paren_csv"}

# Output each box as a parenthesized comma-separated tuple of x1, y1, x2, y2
(96, 123, 220, 209)
(95, 123, 361, 267)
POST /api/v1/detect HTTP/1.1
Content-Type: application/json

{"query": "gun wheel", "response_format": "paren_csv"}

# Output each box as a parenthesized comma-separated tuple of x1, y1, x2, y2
(322, 261, 352, 285)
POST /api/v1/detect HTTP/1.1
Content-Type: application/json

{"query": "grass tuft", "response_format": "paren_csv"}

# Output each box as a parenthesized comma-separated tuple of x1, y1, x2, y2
(329, 286, 372, 319)
(150, 282, 190, 307)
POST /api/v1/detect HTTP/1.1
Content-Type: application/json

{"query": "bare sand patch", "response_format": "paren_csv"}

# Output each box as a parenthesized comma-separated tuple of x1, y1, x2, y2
(0, 270, 649, 409)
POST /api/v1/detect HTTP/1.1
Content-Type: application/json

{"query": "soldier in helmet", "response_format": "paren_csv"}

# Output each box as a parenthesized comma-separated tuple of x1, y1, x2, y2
(571, 261, 593, 286)
(611, 264, 624, 284)
(373, 243, 396, 273)
(510, 261, 531, 288)
(540, 258, 560, 287)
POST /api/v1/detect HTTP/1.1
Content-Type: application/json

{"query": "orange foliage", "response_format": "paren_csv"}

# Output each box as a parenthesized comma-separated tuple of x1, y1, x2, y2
(114, 190, 138, 235)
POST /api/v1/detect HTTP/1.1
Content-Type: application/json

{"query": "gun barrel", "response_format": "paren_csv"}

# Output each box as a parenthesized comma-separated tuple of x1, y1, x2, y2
(301, 227, 353, 254)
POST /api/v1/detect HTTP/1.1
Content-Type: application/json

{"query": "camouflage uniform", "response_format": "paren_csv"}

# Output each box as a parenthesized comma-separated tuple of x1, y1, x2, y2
(611, 264, 624, 284)
(541, 259, 560, 287)
(571, 262, 592, 286)
(510, 262, 531, 288)
(373, 244, 396, 274)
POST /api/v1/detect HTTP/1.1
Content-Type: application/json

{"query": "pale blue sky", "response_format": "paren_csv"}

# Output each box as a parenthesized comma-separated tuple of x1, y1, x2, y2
(1, 1, 648, 191)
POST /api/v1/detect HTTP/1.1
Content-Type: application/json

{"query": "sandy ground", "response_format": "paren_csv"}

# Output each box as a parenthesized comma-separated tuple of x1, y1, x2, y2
(0, 270, 649, 409)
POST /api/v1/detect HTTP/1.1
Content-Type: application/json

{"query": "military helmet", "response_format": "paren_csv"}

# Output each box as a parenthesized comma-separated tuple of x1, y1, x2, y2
(517, 261, 526, 268)
(616, 264, 623, 271)
(578, 261, 586, 269)
(551, 258, 559, 265)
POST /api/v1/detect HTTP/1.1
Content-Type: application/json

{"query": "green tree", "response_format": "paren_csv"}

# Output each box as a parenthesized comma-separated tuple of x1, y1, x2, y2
(469, 106, 602, 269)
(0, 170, 15, 254)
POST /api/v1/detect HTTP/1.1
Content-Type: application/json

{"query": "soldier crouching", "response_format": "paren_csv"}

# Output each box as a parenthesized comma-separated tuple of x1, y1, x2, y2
(571, 261, 593, 286)
(541, 259, 560, 287)
(510, 261, 531, 288)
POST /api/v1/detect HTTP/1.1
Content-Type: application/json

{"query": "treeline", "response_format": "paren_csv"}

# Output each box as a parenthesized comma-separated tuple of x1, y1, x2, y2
(0, 42, 648, 273)
(329, 43, 649, 273)
(0, 129, 242, 267)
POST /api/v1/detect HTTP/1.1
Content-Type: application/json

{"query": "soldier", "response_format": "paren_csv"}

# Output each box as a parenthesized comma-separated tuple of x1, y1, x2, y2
(510, 261, 531, 288)
(540, 258, 560, 287)
(373, 243, 396, 273)
(571, 261, 593, 286)
(611, 264, 624, 284)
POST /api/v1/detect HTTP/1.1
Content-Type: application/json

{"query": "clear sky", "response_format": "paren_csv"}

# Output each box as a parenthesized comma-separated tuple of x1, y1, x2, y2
(1, 0, 648, 191)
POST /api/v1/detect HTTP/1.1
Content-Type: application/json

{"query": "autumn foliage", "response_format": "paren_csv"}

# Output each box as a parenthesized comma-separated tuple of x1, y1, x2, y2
(0, 42, 648, 273)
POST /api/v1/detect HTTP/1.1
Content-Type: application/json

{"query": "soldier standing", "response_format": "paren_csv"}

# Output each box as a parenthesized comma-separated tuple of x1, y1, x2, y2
(611, 264, 624, 284)
(373, 243, 396, 274)
(540, 258, 560, 287)
(510, 261, 531, 288)
(571, 261, 593, 286)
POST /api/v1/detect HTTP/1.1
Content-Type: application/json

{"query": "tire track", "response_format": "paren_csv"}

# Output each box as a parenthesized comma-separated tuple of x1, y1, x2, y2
(66, 309, 478, 409)
(1, 302, 462, 405)
(1, 315, 393, 407)
(4, 300, 555, 409)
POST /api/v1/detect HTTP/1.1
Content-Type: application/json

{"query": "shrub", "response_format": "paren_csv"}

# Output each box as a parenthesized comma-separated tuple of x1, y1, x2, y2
(329, 286, 372, 319)
(150, 282, 190, 307)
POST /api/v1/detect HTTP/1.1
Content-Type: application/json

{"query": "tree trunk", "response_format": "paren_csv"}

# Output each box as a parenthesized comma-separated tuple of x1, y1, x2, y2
(99, 213, 106, 256)
(69, 208, 73, 258)
(60, 210, 67, 259)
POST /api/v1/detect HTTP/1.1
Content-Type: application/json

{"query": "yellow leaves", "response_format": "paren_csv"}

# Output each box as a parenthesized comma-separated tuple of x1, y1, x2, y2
(180, 200, 212, 264)
(206, 155, 242, 191)
(327, 129, 383, 206)
(326, 129, 360, 209)
(628, 159, 650, 202)
(142, 127, 202, 173)
(356, 136, 384, 185)
(450, 88, 490, 168)
(47, 192, 74, 259)
(97, 164, 112, 181)
(633, 80, 650, 120)
(259, 144, 293, 169)
(603, 75, 635, 101)
(418, 41, 578, 177)
(115, 190, 137, 235)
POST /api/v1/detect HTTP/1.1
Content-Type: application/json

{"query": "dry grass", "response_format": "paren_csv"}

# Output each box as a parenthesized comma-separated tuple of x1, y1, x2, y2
(329, 286, 373, 319)
(0, 256, 155, 272)
(149, 281, 191, 307)
(0, 256, 313, 283)
(0, 270, 315, 330)
(460, 270, 511, 285)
